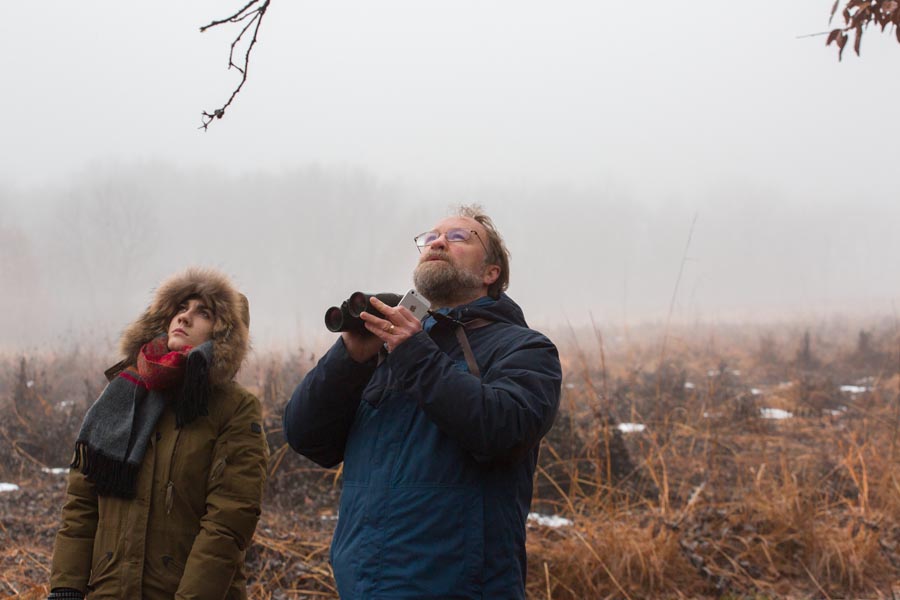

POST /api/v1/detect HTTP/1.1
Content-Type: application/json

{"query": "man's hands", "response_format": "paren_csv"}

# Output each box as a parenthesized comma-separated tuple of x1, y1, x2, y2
(341, 297, 424, 362)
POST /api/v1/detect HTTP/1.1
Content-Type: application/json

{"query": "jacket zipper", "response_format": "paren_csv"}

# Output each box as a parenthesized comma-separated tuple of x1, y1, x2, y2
(165, 428, 183, 515)
(210, 455, 228, 480)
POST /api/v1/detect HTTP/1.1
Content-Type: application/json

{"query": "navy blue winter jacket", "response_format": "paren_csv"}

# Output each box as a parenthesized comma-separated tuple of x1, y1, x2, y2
(283, 294, 561, 599)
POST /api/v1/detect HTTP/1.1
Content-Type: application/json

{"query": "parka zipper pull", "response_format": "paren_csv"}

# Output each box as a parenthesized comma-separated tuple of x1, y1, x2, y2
(165, 481, 174, 514)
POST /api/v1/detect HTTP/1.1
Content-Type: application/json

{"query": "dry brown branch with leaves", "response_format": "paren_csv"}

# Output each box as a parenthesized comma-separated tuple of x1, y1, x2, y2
(827, 0, 900, 58)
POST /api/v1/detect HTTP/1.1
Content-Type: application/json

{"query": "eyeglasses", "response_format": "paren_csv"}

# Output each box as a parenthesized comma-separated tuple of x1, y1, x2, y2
(414, 228, 488, 253)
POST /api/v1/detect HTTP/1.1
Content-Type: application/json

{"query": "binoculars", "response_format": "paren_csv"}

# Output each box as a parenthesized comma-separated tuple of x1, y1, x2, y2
(324, 292, 402, 333)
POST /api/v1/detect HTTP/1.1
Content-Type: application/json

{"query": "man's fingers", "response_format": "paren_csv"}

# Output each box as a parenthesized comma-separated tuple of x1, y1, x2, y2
(369, 297, 391, 312)
(365, 298, 396, 321)
(363, 320, 390, 340)
(359, 311, 388, 327)
(369, 297, 419, 327)
(362, 298, 422, 351)
(359, 312, 388, 333)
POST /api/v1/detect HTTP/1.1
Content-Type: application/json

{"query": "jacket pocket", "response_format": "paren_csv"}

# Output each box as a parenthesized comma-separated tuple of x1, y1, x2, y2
(377, 485, 484, 598)
(162, 554, 185, 573)
(85, 550, 113, 591)
(210, 456, 228, 481)
(209, 441, 229, 482)
(159, 553, 187, 589)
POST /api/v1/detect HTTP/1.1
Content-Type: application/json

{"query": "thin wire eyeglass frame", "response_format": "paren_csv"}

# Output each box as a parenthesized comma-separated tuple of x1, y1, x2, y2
(414, 228, 489, 255)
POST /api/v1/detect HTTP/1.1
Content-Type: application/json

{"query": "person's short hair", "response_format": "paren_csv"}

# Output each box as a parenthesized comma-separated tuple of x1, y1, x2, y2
(456, 204, 510, 299)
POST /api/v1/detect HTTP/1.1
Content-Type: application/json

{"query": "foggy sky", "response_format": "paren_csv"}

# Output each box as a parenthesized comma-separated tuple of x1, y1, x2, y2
(2, 1, 899, 349)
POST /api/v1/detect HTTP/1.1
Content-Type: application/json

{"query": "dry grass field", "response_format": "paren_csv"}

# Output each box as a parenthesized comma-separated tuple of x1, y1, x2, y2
(1, 320, 899, 599)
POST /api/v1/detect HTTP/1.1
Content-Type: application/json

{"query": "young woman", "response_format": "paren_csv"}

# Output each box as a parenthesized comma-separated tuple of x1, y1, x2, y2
(48, 268, 268, 600)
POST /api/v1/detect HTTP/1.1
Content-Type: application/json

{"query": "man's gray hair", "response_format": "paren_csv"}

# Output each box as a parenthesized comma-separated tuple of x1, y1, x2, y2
(456, 204, 510, 299)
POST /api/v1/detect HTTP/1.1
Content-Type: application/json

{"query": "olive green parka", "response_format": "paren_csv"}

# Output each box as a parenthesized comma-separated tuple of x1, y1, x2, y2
(50, 268, 269, 600)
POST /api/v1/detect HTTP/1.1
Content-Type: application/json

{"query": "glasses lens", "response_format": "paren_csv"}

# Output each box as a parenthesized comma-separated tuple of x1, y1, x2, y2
(445, 229, 470, 242)
(415, 231, 439, 247)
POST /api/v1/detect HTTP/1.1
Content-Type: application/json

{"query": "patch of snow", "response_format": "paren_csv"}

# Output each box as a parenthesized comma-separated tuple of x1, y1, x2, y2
(26, 380, 34, 388)
(760, 408, 793, 420)
(707, 369, 719, 377)
(0, 483, 20, 493)
(840, 385, 869, 394)
(528, 513, 573, 528)
(617, 423, 646, 434)
(42, 467, 68, 475)
(732, 370, 741, 377)
(565, 383, 576, 390)
(684, 382, 695, 390)
(751, 388, 763, 395)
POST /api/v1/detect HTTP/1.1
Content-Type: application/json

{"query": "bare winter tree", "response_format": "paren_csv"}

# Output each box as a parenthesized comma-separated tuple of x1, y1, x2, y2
(827, 0, 900, 58)
(200, 0, 271, 130)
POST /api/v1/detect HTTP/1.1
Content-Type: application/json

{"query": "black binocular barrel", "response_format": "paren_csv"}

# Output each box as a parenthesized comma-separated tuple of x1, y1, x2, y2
(324, 292, 402, 333)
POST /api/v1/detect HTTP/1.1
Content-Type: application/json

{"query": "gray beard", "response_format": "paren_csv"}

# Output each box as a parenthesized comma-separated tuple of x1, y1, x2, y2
(413, 259, 484, 308)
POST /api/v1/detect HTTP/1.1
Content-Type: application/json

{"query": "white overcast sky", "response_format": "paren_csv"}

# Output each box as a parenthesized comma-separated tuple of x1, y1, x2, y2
(3, 1, 897, 193)
(2, 1, 899, 346)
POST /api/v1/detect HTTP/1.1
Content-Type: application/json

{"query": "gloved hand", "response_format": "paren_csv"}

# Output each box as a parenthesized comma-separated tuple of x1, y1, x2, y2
(47, 588, 83, 600)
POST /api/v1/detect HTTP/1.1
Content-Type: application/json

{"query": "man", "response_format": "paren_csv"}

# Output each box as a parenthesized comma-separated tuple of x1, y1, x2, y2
(283, 206, 561, 599)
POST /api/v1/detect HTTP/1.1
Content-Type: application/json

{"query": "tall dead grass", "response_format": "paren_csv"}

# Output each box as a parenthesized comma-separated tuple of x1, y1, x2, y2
(1, 320, 899, 599)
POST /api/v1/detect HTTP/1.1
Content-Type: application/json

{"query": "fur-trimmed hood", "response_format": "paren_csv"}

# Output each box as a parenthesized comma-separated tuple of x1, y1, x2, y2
(119, 268, 250, 385)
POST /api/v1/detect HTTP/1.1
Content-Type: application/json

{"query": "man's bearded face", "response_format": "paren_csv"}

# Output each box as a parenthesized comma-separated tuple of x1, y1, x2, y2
(413, 248, 485, 308)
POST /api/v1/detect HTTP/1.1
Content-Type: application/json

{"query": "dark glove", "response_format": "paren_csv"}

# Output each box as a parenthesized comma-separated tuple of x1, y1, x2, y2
(47, 588, 84, 600)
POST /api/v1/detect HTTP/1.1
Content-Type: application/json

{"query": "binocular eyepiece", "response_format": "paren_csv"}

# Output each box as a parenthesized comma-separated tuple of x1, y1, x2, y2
(325, 292, 402, 333)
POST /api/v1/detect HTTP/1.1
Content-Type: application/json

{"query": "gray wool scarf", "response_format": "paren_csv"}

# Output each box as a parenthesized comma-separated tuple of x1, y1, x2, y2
(71, 340, 213, 498)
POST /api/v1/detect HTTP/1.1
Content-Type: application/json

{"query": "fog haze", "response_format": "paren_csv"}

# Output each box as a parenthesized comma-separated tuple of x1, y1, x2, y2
(2, 1, 898, 349)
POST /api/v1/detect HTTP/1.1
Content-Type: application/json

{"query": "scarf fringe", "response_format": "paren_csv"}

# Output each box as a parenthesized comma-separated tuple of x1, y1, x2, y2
(177, 349, 210, 428)
(71, 441, 139, 499)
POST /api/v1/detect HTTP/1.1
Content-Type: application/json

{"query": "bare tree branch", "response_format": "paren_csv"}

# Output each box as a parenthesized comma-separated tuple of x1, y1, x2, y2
(199, 0, 271, 130)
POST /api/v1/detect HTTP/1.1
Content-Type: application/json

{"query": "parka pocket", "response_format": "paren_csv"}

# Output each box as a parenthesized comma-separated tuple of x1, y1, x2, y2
(378, 485, 485, 596)
(162, 554, 185, 573)
(159, 553, 187, 589)
(86, 550, 113, 591)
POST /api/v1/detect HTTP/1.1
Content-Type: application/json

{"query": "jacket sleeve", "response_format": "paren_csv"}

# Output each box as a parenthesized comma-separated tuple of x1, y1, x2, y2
(49, 466, 98, 593)
(388, 327, 562, 463)
(175, 389, 269, 600)
(282, 338, 376, 467)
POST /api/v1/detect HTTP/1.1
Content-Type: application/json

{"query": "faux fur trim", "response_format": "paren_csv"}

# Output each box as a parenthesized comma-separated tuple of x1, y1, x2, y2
(119, 268, 250, 385)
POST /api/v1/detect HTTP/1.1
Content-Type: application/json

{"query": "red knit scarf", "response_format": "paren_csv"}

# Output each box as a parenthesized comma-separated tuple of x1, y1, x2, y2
(135, 336, 193, 390)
